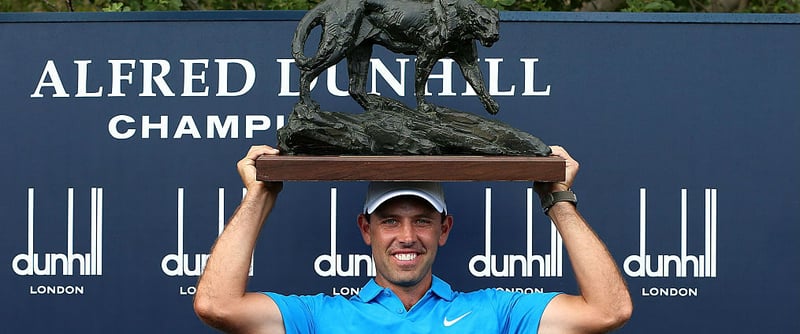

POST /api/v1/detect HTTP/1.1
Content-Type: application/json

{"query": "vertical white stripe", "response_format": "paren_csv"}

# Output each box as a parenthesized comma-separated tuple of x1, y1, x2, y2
(27, 188, 34, 257)
(639, 188, 647, 257)
(91, 188, 97, 275)
(526, 188, 533, 261)
(330, 188, 337, 259)
(245, 186, 255, 276)
(67, 188, 74, 275)
(704, 188, 711, 277)
(711, 189, 717, 277)
(243, 185, 249, 273)
(550, 221, 557, 277)
(681, 189, 687, 263)
(484, 188, 492, 258)
(218, 188, 225, 235)
(177, 188, 184, 257)
(556, 226, 563, 277)
(97, 187, 103, 275)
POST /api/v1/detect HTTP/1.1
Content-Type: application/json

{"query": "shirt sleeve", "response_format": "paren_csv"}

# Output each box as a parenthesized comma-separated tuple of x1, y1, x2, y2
(488, 290, 561, 333)
(264, 292, 320, 334)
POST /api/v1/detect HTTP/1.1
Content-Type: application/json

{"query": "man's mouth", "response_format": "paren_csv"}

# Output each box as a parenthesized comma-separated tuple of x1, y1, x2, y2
(394, 253, 417, 261)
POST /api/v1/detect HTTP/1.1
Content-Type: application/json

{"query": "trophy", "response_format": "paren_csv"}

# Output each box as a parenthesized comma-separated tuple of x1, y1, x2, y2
(257, 0, 564, 182)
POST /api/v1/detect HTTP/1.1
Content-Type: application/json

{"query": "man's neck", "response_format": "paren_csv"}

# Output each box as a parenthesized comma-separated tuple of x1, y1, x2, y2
(376, 276, 433, 310)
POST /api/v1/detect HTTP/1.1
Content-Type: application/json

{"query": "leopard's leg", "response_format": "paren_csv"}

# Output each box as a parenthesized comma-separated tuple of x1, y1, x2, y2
(414, 53, 438, 113)
(347, 44, 374, 110)
(453, 42, 499, 115)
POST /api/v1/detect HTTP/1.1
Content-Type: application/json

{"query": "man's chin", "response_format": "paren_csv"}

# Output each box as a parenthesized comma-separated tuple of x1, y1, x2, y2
(386, 273, 425, 288)
(394, 279, 421, 287)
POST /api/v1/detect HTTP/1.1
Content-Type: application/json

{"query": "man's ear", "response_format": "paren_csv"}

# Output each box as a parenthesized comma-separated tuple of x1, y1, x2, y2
(439, 215, 454, 246)
(357, 214, 372, 245)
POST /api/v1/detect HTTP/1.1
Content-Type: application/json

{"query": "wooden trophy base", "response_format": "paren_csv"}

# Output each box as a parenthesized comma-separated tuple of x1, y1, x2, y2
(256, 155, 565, 182)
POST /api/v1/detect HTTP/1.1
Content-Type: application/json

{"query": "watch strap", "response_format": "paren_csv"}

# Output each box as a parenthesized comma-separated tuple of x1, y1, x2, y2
(541, 190, 577, 214)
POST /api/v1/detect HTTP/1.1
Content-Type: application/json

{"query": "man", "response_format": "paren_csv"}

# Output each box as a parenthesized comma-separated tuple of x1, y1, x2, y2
(194, 145, 632, 333)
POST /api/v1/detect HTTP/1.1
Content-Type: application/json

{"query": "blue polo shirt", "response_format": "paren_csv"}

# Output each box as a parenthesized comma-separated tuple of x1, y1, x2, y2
(265, 276, 559, 333)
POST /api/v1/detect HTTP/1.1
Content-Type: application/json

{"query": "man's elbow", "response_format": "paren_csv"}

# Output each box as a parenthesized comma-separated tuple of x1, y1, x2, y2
(602, 299, 633, 331)
(194, 295, 234, 329)
(193, 295, 217, 324)
(614, 305, 633, 328)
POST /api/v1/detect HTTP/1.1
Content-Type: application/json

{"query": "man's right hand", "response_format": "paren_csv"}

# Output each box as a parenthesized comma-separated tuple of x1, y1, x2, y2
(195, 144, 287, 334)
(534, 145, 579, 196)
(237, 145, 283, 195)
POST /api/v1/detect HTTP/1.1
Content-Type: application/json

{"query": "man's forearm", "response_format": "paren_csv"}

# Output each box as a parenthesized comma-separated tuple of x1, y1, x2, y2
(196, 188, 277, 302)
(548, 202, 632, 322)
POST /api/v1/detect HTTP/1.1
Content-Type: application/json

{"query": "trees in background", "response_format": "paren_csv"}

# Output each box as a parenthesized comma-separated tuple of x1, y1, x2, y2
(0, 0, 797, 13)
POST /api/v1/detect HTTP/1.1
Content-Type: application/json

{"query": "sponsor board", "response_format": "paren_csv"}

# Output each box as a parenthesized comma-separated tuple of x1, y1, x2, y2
(625, 188, 718, 298)
(12, 188, 103, 295)
(2, 12, 798, 333)
(163, 188, 253, 296)
(28, 57, 550, 140)
(469, 188, 563, 278)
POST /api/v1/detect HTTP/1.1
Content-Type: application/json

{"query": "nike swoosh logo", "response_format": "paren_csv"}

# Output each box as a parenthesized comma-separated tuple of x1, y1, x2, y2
(443, 311, 472, 327)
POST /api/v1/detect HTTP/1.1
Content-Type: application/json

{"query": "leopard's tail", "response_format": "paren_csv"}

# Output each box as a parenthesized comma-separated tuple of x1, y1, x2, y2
(291, 6, 325, 71)
(291, 0, 366, 71)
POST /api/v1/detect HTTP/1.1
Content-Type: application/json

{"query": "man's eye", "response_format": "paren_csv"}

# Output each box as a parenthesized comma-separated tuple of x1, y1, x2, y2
(381, 219, 398, 225)
(414, 219, 433, 226)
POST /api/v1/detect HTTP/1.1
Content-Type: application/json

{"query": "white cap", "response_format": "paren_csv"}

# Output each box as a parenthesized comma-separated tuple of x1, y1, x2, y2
(363, 182, 447, 215)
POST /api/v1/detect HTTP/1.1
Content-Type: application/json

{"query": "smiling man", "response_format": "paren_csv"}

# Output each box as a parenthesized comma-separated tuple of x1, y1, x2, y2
(194, 145, 632, 334)
(360, 182, 451, 295)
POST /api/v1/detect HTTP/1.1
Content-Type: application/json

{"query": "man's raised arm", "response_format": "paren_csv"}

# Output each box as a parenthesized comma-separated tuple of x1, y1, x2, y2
(194, 145, 286, 334)
(537, 146, 633, 334)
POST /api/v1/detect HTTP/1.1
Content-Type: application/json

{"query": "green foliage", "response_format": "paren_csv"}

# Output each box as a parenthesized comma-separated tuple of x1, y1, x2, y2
(501, 0, 552, 11)
(192, 0, 319, 10)
(102, 0, 181, 11)
(102, 2, 127, 11)
(623, 0, 678, 12)
(745, 0, 800, 13)
(0, 0, 796, 12)
(478, 0, 518, 9)
(0, 0, 321, 12)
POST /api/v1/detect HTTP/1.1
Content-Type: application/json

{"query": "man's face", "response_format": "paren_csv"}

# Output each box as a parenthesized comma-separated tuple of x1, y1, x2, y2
(358, 195, 453, 290)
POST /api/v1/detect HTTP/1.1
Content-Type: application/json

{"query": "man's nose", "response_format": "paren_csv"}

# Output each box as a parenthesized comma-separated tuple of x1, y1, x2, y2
(397, 221, 415, 243)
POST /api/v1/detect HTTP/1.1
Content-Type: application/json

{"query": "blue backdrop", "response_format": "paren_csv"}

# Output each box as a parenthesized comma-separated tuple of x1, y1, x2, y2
(1, 10, 799, 332)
